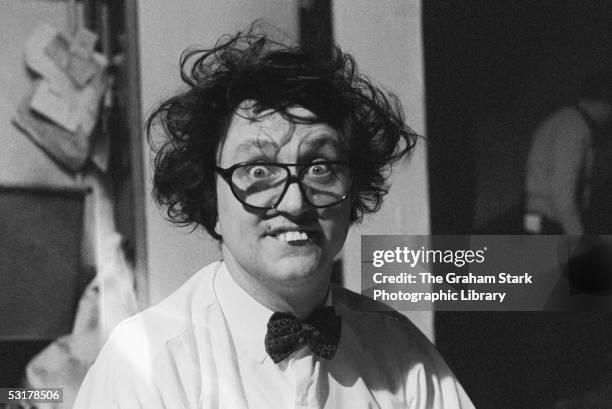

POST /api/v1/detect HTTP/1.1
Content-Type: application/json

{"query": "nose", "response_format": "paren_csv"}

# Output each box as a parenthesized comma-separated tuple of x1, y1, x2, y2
(275, 180, 310, 215)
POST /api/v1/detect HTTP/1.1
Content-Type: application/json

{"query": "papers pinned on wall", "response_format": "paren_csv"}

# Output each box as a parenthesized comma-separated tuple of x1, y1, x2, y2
(13, 24, 109, 172)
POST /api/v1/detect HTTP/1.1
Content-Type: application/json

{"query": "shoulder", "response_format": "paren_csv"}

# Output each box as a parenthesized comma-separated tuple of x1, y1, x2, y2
(547, 106, 584, 123)
(539, 107, 590, 136)
(333, 285, 431, 351)
(100, 261, 221, 367)
(333, 286, 475, 408)
(73, 262, 223, 409)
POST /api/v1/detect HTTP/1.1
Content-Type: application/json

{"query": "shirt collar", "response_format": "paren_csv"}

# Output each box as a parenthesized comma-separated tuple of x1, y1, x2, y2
(213, 262, 335, 365)
(214, 262, 273, 364)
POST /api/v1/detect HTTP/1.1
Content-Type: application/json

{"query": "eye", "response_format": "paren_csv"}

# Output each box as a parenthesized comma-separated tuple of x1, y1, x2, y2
(307, 163, 333, 177)
(246, 164, 277, 179)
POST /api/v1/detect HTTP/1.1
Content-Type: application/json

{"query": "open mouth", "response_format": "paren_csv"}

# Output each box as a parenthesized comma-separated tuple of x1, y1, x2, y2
(268, 229, 318, 245)
(276, 231, 309, 243)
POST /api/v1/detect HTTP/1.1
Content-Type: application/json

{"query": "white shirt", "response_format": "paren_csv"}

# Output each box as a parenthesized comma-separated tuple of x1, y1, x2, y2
(73, 262, 475, 409)
(525, 106, 593, 234)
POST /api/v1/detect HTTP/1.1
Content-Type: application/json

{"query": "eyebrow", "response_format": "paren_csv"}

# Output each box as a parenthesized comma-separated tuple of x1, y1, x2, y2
(232, 139, 279, 160)
(298, 132, 343, 154)
(230, 131, 343, 162)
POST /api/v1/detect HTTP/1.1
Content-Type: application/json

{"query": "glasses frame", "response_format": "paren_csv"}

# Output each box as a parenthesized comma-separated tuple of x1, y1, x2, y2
(215, 161, 354, 210)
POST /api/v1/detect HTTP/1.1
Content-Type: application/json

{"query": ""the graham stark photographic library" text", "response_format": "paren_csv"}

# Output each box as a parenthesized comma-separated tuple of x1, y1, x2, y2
(369, 246, 535, 304)
(370, 272, 534, 303)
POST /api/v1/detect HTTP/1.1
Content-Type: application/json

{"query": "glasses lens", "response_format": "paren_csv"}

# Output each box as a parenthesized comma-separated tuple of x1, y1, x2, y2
(301, 163, 353, 206)
(231, 164, 288, 208)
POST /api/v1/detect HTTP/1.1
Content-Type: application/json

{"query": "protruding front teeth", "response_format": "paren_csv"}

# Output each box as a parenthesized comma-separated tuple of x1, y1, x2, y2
(277, 231, 308, 242)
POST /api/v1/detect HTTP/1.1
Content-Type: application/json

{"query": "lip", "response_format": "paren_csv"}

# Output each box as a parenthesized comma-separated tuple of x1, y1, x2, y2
(266, 226, 320, 236)
(265, 226, 323, 245)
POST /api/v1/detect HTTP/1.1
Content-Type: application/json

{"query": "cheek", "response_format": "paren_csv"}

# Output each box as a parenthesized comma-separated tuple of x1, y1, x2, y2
(216, 184, 260, 239)
(215, 184, 230, 213)
(320, 201, 352, 242)
(216, 185, 241, 236)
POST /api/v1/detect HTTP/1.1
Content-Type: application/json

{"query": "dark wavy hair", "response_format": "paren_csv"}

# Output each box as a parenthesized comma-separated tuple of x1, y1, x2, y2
(147, 25, 418, 240)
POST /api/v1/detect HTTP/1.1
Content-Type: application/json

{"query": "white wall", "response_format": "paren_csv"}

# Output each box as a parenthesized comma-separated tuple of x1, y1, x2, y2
(137, 0, 299, 303)
(0, 1, 78, 187)
(333, 0, 433, 339)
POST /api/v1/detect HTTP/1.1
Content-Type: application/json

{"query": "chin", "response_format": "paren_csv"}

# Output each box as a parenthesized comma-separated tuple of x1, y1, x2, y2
(269, 256, 328, 282)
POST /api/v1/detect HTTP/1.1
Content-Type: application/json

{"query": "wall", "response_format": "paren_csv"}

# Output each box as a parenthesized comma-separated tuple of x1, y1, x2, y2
(0, 0, 105, 387)
(0, 1, 78, 187)
(137, 0, 299, 303)
(333, 0, 432, 339)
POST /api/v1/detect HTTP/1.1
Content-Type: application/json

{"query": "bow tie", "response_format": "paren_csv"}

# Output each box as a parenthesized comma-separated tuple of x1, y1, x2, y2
(264, 306, 342, 363)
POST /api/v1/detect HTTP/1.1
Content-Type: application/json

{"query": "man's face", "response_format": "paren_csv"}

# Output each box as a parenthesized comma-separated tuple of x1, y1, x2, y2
(216, 106, 352, 292)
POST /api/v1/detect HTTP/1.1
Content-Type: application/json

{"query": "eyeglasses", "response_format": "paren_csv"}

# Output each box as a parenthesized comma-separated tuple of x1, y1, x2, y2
(215, 161, 353, 209)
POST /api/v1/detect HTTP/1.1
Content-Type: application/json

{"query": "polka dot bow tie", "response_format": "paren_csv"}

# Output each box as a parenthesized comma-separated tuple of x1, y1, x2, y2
(264, 306, 342, 363)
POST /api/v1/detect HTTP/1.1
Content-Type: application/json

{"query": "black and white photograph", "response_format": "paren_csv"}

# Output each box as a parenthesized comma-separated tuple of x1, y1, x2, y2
(1, 1, 611, 408)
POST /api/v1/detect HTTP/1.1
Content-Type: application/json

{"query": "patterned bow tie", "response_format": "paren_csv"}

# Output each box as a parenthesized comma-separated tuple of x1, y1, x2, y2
(264, 306, 342, 363)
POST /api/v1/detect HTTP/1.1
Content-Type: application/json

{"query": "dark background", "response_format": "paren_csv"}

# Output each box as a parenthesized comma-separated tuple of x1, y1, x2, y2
(423, 1, 612, 407)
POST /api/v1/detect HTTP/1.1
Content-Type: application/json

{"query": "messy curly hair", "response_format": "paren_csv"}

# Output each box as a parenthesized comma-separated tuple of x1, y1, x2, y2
(147, 24, 417, 240)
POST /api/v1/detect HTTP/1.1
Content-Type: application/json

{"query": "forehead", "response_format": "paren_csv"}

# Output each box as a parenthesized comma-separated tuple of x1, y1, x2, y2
(217, 106, 342, 163)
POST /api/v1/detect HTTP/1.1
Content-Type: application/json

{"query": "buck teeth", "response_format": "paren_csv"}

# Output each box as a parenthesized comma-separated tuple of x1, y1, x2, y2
(277, 231, 308, 242)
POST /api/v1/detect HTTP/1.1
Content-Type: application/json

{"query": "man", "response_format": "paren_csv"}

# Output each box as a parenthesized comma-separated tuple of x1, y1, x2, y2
(524, 73, 612, 408)
(525, 72, 612, 235)
(73, 27, 475, 409)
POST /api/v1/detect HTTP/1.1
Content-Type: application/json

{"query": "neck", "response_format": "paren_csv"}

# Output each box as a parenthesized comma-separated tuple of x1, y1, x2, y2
(222, 245, 331, 319)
